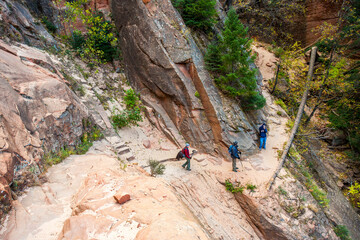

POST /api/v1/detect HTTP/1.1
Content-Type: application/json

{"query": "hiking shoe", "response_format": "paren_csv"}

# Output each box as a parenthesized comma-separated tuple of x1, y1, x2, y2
(233, 169, 238, 172)
(182, 165, 185, 168)
(187, 169, 191, 171)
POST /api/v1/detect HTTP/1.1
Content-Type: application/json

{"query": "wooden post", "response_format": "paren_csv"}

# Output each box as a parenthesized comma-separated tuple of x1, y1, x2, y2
(267, 47, 317, 191)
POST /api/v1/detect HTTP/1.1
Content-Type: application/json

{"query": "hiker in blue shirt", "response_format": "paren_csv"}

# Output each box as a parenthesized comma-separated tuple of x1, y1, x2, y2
(229, 141, 241, 172)
(259, 123, 268, 150)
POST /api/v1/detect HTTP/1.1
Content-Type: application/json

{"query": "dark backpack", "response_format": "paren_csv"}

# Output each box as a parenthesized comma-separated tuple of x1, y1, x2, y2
(176, 150, 185, 160)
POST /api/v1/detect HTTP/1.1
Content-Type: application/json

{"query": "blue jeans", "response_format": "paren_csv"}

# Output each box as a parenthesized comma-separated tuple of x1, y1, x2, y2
(260, 137, 267, 149)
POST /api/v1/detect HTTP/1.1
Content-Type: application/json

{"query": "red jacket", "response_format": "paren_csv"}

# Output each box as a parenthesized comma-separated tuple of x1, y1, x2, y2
(182, 146, 191, 158)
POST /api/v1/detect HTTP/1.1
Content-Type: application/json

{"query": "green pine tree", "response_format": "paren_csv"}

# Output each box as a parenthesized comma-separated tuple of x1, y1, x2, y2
(205, 42, 222, 72)
(206, 8, 265, 110)
(172, 0, 217, 32)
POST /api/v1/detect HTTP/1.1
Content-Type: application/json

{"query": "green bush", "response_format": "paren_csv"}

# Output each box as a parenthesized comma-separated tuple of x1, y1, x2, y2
(205, 8, 265, 110)
(112, 109, 142, 129)
(246, 183, 257, 193)
(172, 0, 217, 32)
(41, 17, 57, 33)
(112, 88, 143, 129)
(348, 181, 360, 209)
(64, 1, 118, 64)
(333, 225, 351, 240)
(149, 160, 166, 176)
(83, 12, 117, 62)
(123, 89, 140, 109)
(225, 179, 245, 193)
(194, 91, 200, 98)
(275, 99, 288, 111)
(69, 30, 85, 50)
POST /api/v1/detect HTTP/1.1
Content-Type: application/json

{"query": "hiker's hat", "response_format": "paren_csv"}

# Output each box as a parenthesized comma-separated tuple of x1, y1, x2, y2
(233, 141, 238, 146)
(185, 143, 190, 147)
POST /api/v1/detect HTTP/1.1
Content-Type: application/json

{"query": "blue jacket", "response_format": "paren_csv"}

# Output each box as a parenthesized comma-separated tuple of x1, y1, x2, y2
(230, 145, 240, 159)
(259, 125, 267, 138)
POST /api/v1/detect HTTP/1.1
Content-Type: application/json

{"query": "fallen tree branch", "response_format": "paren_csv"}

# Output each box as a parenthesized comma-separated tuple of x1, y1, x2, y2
(268, 47, 317, 191)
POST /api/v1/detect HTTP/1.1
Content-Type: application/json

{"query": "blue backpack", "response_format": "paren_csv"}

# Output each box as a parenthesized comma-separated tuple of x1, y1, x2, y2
(228, 145, 233, 154)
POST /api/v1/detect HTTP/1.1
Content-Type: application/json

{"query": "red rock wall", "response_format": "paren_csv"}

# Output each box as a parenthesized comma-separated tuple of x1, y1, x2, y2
(305, 0, 343, 45)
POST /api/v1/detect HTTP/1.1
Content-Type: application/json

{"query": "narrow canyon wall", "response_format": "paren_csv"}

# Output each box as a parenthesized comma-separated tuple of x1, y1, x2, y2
(111, 0, 263, 155)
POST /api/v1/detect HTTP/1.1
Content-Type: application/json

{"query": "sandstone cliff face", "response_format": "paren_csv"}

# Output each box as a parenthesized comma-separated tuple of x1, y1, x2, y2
(111, 0, 263, 155)
(305, 0, 342, 45)
(0, 40, 88, 219)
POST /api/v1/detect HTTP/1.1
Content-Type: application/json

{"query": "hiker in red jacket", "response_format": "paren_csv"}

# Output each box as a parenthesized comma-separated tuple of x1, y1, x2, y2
(181, 143, 191, 171)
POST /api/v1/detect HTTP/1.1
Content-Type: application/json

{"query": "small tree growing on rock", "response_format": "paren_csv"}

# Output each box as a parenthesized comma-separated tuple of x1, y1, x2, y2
(205, 8, 265, 110)
(172, 0, 217, 32)
(149, 160, 166, 177)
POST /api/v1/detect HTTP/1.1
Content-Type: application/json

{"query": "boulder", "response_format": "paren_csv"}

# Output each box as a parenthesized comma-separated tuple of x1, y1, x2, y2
(114, 193, 131, 204)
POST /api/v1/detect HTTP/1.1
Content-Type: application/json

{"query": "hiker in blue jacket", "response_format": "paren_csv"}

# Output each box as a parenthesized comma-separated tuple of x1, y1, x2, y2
(229, 141, 241, 172)
(259, 123, 268, 150)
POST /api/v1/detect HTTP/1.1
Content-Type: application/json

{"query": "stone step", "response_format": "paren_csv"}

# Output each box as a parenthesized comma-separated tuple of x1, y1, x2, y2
(114, 142, 127, 150)
(117, 146, 130, 155)
(106, 136, 122, 145)
(120, 152, 135, 161)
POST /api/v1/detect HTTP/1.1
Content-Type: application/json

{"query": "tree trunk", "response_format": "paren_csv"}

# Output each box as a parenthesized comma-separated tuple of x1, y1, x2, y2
(268, 47, 317, 191)
(305, 47, 335, 125)
(270, 63, 280, 94)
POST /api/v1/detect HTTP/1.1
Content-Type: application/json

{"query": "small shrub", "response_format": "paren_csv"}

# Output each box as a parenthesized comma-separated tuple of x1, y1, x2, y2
(273, 47, 285, 58)
(333, 225, 351, 240)
(149, 160, 166, 176)
(44, 147, 74, 167)
(278, 186, 288, 196)
(275, 99, 287, 111)
(112, 111, 129, 128)
(300, 166, 329, 208)
(112, 88, 143, 129)
(41, 17, 57, 33)
(225, 179, 245, 193)
(172, 0, 217, 32)
(194, 91, 200, 98)
(69, 30, 85, 50)
(246, 183, 257, 193)
(43, 125, 103, 167)
(286, 119, 294, 129)
(123, 89, 140, 109)
(347, 181, 360, 208)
